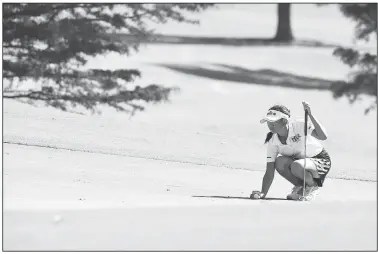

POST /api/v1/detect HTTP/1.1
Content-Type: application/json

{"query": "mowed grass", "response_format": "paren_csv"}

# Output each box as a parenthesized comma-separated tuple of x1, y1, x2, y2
(5, 44, 377, 181)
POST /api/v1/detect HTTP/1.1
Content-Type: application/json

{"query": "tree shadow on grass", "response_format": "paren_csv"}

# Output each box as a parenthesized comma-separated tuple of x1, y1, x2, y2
(157, 63, 338, 91)
(116, 34, 338, 48)
(193, 195, 291, 201)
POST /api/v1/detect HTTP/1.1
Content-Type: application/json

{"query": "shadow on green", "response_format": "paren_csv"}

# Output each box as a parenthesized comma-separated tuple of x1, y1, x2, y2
(157, 63, 338, 91)
(114, 33, 337, 48)
(193, 195, 292, 201)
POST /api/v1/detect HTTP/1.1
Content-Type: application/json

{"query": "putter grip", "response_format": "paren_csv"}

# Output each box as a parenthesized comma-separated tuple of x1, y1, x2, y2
(304, 110, 308, 136)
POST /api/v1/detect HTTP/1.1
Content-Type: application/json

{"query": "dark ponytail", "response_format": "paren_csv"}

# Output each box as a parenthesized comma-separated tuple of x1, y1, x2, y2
(264, 132, 273, 144)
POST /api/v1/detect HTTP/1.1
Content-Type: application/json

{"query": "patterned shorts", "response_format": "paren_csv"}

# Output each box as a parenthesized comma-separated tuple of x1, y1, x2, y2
(309, 149, 331, 187)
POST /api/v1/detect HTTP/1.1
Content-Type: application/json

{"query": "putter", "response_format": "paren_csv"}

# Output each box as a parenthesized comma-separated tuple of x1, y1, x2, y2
(302, 109, 309, 198)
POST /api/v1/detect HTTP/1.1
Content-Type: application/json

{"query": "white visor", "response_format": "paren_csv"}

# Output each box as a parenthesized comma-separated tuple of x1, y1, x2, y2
(260, 109, 289, 124)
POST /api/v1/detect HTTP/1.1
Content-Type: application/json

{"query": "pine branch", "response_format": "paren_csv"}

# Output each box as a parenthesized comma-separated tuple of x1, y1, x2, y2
(3, 3, 210, 114)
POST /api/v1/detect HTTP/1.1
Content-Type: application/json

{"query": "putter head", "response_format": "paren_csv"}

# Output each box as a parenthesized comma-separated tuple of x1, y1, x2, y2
(300, 188, 320, 201)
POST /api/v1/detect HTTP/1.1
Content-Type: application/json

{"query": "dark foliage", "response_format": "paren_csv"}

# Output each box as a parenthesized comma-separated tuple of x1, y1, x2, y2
(328, 4, 377, 114)
(3, 3, 212, 113)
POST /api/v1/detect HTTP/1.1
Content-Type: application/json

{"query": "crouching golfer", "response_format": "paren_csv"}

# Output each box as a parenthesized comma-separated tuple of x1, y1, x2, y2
(251, 102, 331, 201)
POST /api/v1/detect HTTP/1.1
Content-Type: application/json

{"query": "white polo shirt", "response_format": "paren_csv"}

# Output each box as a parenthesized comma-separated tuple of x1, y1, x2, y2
(266, 119, 324, 162)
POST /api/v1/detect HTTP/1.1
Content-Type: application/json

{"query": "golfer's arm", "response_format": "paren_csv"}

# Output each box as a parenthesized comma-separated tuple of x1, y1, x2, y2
(261, 162, 275, 198)
(309, 114, 328, 140)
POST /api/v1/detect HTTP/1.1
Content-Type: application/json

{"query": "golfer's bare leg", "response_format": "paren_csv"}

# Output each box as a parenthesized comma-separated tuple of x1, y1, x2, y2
(275, 156, 302, 186)
(290, 159, 318, 187)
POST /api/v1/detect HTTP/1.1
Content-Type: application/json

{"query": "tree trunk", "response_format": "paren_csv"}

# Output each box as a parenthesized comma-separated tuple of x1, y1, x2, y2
(274, 3, 294, 42)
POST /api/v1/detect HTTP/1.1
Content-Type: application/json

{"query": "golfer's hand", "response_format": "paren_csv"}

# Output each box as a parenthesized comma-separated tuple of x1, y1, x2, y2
(250, 190, 264, 199)
(302, 101, 312, 115)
